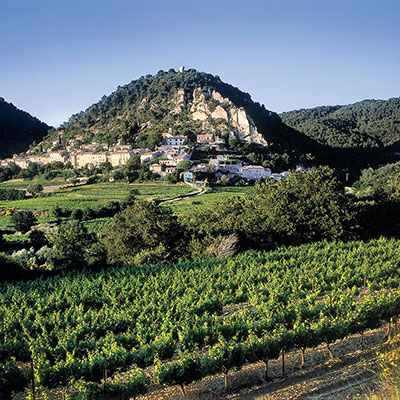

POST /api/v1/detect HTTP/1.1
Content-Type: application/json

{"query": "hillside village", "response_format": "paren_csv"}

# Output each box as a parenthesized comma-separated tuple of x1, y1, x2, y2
(0, 130, 299, 183)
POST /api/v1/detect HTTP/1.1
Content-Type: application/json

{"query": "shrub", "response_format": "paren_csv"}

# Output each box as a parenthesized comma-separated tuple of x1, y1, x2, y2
(11, 210, 38, 233)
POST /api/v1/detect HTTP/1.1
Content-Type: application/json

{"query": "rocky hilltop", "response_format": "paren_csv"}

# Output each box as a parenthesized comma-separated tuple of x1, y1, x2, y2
(54, 68, 295, 149)
(174, 87, 267, 145)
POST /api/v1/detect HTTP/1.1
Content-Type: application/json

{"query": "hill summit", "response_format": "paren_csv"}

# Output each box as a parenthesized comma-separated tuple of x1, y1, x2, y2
(57, 68, 292, 147)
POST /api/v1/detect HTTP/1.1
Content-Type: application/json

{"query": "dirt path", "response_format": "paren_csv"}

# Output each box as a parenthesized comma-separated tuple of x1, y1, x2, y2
(155, 184, 206, 204)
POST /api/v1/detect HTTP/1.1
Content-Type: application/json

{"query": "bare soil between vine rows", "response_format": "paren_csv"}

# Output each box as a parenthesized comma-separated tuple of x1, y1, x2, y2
(14, 324, 395, 400)
(143, 324, 393, 400)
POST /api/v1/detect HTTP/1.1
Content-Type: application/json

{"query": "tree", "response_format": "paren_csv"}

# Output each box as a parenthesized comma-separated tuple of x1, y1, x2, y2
(176, 160, 193, 171)
(49, 220, 104, 270)
(121, 188, 140, 208)
(11, 210, 37, 233)
(103, 200, 185, 265)
(184, 166, 355, 252)
(242, 166, 355, 246)
(27, 183, 43, 197)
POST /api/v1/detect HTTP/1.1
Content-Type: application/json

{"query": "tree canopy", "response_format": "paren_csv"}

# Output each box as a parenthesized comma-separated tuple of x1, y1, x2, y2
(103, 200, 185, 265)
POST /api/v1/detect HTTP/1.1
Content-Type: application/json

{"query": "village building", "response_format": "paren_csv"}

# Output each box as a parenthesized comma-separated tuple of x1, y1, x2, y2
(164, 135, 187, 146)
(165, 166, 176, 175)
(239, 166, 271, 180)
(182, 171, 193, 181)
(190, 163, 208, 173)
(197, 133, 214, 143)
(0, 159, 15, 168)
(208, 158, 220, 168)
(70, 151, 109, 168)
(159, 159, 177, 166)
(149, 163, 163, 175)
(109, 150, 132, 167)
(49, 150, 70, 163)
(26, 154, 52, 165)
(12, 157, 32, 169)
(218, 161, 243, 175)
(109, 144, 132, 152)
(140, 151, 161, 163)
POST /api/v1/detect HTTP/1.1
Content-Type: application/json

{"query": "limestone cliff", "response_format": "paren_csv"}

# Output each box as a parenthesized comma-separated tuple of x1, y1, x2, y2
(188, 88, 268, 145)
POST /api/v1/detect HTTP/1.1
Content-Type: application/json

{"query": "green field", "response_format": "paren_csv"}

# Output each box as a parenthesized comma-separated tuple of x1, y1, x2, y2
(0, 180, 253, 231)
(0, 178, 68, 188)
(0, 181, 194, 210)
(170, 185, 253, 215)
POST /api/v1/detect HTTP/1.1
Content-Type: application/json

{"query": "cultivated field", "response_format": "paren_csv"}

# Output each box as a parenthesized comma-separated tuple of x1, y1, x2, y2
(0, 179, 251, 233)
(3, 238, 400, 399)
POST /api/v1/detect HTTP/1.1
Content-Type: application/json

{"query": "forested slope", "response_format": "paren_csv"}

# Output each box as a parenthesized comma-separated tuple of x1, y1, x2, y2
(0, 98, 50, 158)
(281, 98, 400, 148)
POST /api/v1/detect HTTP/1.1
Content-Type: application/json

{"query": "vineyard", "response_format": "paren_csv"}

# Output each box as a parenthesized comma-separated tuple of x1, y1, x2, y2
(2, 238, 400, 399)
(0, 182, 194, 214)
(0, 181, 195, 234)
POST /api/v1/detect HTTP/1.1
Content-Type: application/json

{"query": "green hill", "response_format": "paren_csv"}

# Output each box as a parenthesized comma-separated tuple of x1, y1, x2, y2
(52, 68, 317, 165)
(0, 97, 51, 159)
(280, 98, 400, 148)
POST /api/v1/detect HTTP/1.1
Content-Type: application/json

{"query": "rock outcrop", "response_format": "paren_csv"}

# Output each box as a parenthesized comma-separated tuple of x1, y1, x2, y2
(188, 88, 267, 146)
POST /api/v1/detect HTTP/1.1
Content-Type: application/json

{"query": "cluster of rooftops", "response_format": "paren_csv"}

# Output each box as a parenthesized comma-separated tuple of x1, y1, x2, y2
(1, 130, 306, 181)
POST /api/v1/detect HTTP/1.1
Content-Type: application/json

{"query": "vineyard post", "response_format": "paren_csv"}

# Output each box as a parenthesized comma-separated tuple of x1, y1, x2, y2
(118, 294, 120, 305)
(312, 279, 314, 292)
(300, 348, 305, 369)
(103, 368, 108, 394)
(326, 342, 334, 360)
(282, 349, 285, 376)
(396, 317, 398, 336)
(224, 371, 229, 394)
(363, 277, 366, 296)
(30, 358, 36, 400)
(263, 358, 269, 381)
(179, 384, 187, 400)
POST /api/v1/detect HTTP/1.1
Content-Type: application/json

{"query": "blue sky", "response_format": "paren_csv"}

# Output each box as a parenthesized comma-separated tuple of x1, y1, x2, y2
(1, 0, 399, 127)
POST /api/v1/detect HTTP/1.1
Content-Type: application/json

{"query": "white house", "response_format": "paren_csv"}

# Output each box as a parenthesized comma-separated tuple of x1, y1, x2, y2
(218, 162, 243, 175)
(165, 135, 187, 146)
(197, 133, 214, 143)
(182, 171, 193, 181)
(239, 166, 271, 180)
(140, 151, 161, 163)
